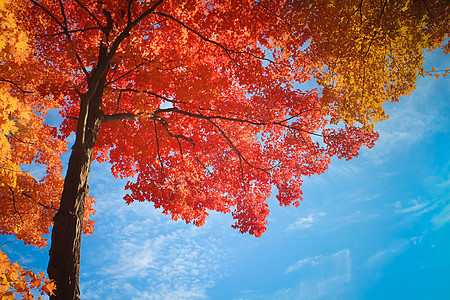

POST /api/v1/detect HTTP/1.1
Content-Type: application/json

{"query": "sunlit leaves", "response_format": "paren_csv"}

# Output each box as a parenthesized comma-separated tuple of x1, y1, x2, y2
(0, 0, 29, 63)
(2, 0, 447, 242)
(288, 0, 449, 127)
(0, 248, 55, 299)
(0, 0, 96, 247)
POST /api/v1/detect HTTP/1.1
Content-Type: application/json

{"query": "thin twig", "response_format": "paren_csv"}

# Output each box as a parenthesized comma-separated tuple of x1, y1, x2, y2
(204, 117, 271, 175)
(152, 12, 283, 67)
(22, 192, 57, 210)
(73, 0, 103, 28)
(238, 155, 247, 193)
(8, 186, 24, 224)
(56, 0, 90, 78)
(107, 62, 147, 85)
(153, 119, 166, 181)
(42, 26, 102, 38)
(0, 77, 33, 93)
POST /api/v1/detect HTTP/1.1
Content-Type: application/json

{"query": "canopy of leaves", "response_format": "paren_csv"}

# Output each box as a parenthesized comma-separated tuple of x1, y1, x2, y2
(1, 1, 95, 294)
(0, 0, 95, 249)
(0, 0, 447, 245)
(288, 0, 449, 127)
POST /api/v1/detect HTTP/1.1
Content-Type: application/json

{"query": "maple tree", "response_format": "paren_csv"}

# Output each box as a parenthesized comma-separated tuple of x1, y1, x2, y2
(0, 0, 448, 299)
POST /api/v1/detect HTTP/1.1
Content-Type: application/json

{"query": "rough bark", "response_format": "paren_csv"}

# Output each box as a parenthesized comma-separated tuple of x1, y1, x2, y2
(46, 136, 96, 300)
(47, 58, 108, 299)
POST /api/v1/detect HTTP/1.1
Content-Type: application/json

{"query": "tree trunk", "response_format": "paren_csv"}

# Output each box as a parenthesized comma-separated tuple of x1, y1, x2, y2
(46, 132, 97, 300)
(47, 60, 108, 299)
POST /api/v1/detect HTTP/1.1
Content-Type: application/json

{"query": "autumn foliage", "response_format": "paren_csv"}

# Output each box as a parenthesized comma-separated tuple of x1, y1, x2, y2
(289, 0, 449, 127)
(0, 248, 55, 299)
(0, 0, 448, 298)
(0, 0, 96, 242)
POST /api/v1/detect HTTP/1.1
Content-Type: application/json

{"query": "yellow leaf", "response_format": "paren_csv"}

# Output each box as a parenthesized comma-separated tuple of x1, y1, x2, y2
(41, 280, 56, 296)
(1, 291, 15, 300)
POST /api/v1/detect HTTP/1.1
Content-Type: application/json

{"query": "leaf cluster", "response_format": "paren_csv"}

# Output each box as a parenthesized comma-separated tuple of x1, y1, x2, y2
(288, 0, 449, 127)
(0, 248, 55, 299)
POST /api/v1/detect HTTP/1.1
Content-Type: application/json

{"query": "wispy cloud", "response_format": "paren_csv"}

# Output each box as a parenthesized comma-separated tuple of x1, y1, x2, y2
(333, 210, 380, 228)
(432, 204, 450, 230)
(363, 76, 450, 163)
(79, 162, 232, 299)
(324, 162, 362, 179)
(285, 249, 351, 274)
(378, 171, 399, 178)
(81, 214, 229, 299)
(0, 242, 36, 265)
(286, 212, 326, 231)
(367, 237, 421, 268)
(346, 192, 380, 203)
(436, 178, 450, 189)
(269, 249, 353, 299)
(393, 199, 439, 217)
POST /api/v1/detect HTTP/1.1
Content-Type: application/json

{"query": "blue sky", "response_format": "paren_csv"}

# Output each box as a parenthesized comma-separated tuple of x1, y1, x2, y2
(1, 50, 449, 300)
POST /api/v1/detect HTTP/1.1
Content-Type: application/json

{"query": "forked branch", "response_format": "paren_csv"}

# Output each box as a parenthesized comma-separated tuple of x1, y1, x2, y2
(152, 11, 283, 67)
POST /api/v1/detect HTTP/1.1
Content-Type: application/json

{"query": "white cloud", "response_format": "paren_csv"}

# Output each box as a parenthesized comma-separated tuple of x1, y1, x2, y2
(347, 192, 380, 203)
(364, 75, 450, 163)
(367, 237, 421, 268)
(81, 219, 228, 299)
(396, 200, 428, 214)
(78, 162, 233, 300)
(0, 242, 36, 265)
(432, 204, 450, 230)
(394, 199, 439, 217)
(285, 249, 350, 274)
(437, 178, 450, 189)
(286, 212, 326, 231)
(324, 209, 381, 232)
(275, 249, 352, 299)
(285, 255, 318, 274)
(327, 163, 362, 178)
(378, 171, 399, 178)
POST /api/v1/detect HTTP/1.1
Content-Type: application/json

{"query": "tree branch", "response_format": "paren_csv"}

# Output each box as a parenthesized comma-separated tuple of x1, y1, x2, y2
(127, 0, 134, 26)
(22, 192, 57, 211)
(204, 117, 271, 175)
(153, 119, 166, 181)
(0, 77, 33, 93)
(103, 103, 325, 140)
(114, 89, 123, 113)
(155, 116, 194, 145)
(29, 0, 65, 30)
(8, 186, 24, 223)
(152, 12, 281, 66)
(42, 26, 103, 38)
(238, 155, 247, 193)
(110, 88, 178, 103)
(102, 113, 139, 123)
(73, 0, 102, 28)
(363, 0, 387, 61)
(9, 133, 33, 145)
(107, 62, 147, 85)
(56, 0, 90, 79)
(106, 0, 164, 65)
